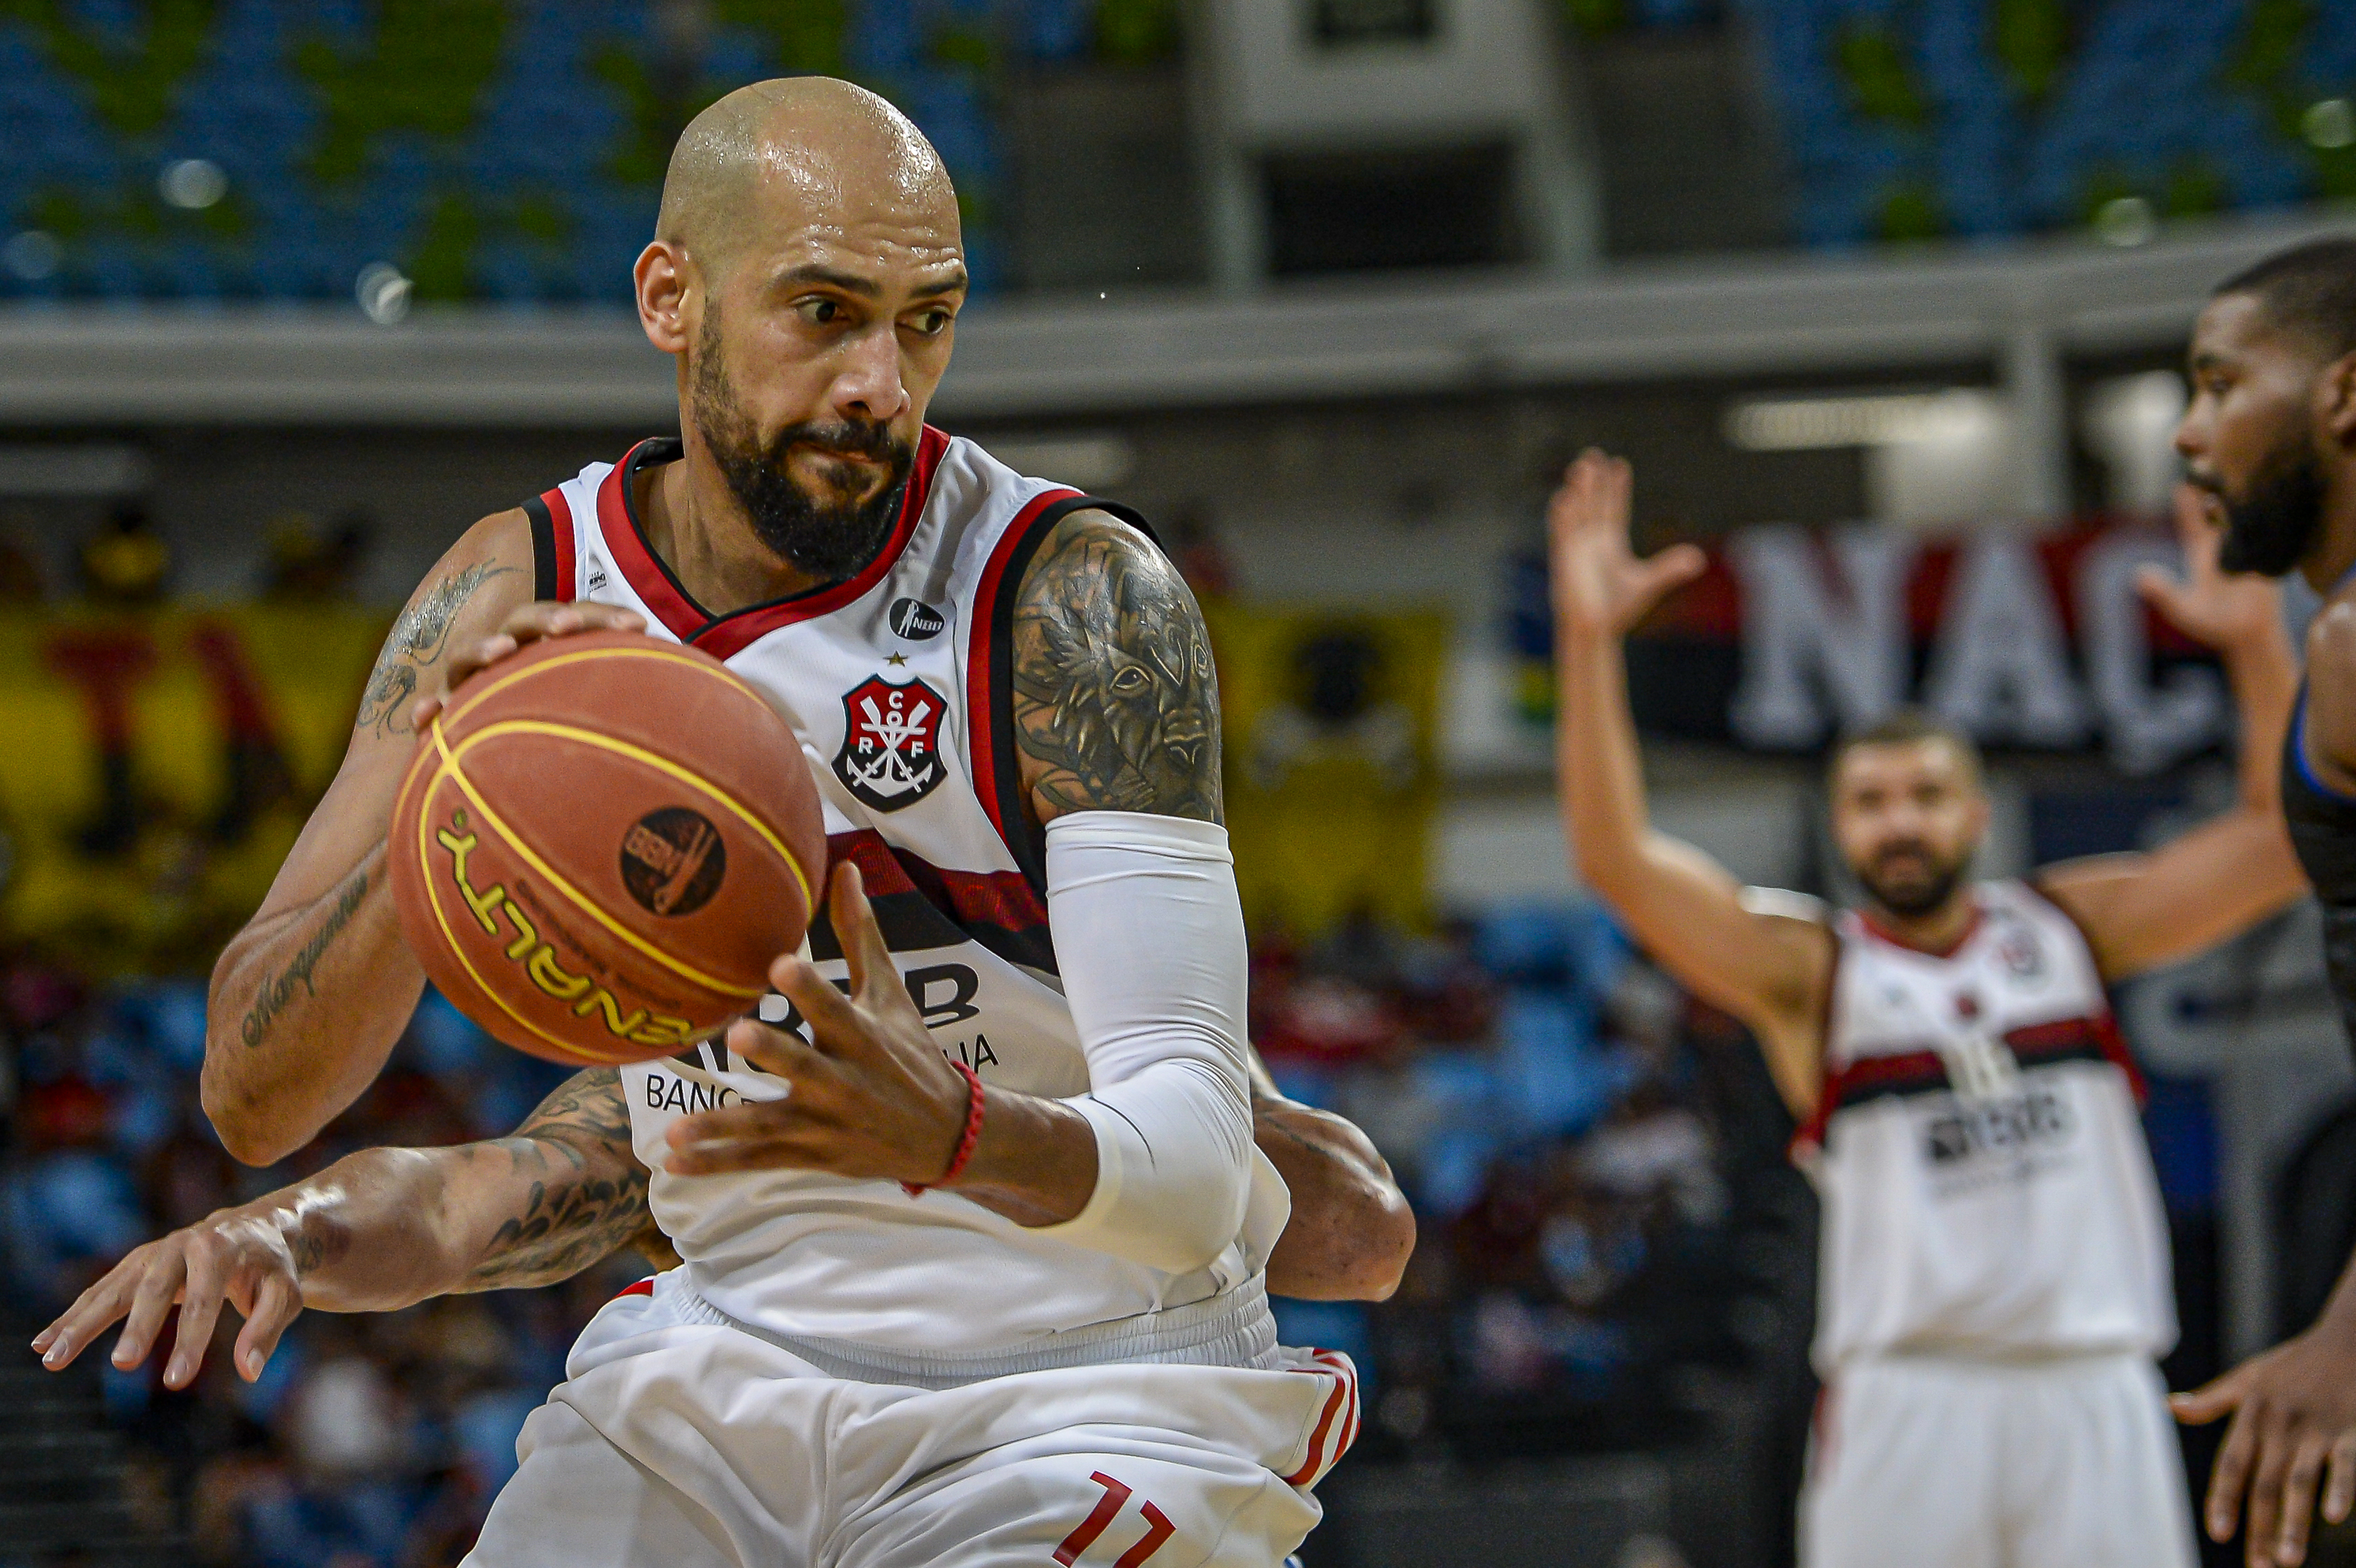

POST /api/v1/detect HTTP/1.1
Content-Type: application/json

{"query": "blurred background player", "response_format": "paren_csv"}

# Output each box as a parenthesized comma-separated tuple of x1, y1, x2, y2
(2172, 237, 2356, 1568)
(1546, 448, 2307, 1567)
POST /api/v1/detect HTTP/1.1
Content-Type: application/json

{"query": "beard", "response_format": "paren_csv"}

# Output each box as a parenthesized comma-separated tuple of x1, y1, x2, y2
(689, 310, 914, 582)
(2210, 427, 2328, 577)
(1853, 840, 1969, 920)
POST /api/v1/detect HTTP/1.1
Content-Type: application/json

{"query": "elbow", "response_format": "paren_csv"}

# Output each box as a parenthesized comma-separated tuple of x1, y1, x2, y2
(1333, 1189, 1417, 1302)
(1268, 1179, 1419, 1303)
(200, 1050, 303, 1169)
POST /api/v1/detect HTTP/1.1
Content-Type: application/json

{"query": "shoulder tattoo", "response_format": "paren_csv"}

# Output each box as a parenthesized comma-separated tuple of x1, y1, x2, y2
(356, 560, 518, 735)
(1010, 514, 1222, 822)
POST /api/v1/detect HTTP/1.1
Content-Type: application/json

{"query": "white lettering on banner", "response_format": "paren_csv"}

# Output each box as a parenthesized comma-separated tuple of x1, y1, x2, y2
(1727, 526, 1915, 747)
(2075, 531, 2225, 775)
(1925, 536, 2089, 747)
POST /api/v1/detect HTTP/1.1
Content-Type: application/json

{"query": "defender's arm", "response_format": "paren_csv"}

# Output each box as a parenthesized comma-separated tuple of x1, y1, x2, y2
(2039, 487, 2306, 981)
(36, 1069, 648, 1390)
(1549, 453, 1833, 1116)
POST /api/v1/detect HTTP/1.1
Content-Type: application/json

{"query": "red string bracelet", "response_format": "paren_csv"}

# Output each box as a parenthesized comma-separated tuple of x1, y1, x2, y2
(904, 1061, 986, 1198)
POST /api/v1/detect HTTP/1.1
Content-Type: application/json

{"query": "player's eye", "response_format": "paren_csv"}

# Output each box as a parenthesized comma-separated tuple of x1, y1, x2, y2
(795, 297, 848, 327)
(906, 307, 952, 335)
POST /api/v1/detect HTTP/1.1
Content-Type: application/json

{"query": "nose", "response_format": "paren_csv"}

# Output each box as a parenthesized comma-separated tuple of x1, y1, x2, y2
(829, 323, 909, 425)
(2171, 404, 2201, 460)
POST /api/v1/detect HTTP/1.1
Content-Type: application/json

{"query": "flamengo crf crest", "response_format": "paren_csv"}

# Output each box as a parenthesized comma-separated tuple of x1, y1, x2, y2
(834, 675, 948, 811)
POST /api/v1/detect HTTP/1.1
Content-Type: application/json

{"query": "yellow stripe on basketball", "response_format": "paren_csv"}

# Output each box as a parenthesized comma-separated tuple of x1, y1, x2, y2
(430, 730, 770, 1001)
(450, 718, 815, 917)
(416, 725, 615, 1065)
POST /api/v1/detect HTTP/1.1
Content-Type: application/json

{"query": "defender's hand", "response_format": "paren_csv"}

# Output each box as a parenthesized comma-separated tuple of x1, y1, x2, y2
(662, 862, 972, 1187)
(2174, 1320, 2356, 1566)
(2138, 482, 2284, 654)
(1547, 449, 1705, 640)
(32, 1210, 307, 1390)
(407, 600, 648, 731)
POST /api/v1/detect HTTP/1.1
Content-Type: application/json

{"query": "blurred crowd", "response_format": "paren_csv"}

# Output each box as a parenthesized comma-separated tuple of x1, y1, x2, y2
(0, 895, 1798, 1566)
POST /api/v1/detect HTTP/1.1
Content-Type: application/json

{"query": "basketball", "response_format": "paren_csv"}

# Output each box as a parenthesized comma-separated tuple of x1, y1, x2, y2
(387, 630, 826, 1068)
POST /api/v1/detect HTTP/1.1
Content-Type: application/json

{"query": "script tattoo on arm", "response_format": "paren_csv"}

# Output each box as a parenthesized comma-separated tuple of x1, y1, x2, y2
(240, 865, 370, 1049)
(1010, 513, 1222, 822)
(462, 1068, 653, 1291)
(355, 562, 519, 735)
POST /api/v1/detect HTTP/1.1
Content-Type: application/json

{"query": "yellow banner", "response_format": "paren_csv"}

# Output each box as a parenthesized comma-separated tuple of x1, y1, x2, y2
(1204, 603, 1447, 937)
(0, 605, 389, 972)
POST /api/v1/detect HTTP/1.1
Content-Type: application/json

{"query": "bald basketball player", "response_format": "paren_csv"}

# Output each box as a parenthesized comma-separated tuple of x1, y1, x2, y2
(56, 79, 1410, 1567)
(1548, 449, 2306, 1568)
(2170, 237, 2356, 1568)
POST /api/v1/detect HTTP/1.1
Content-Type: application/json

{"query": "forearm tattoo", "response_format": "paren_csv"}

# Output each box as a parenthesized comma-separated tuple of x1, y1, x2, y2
(1010, 514, 1222, 822)
(356, 561, 518, 735)
(463, 1068, 654, 1291)
(240, 865, 370, 1048)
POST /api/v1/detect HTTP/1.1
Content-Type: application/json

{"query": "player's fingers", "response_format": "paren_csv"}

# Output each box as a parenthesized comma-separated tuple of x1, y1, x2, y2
(114, 1244, 190, 1372)
(163, 1240, 231, 1389)
(34, 1264, 141, 1369)
(772, 948, 864, 1048)
(2175, 1368, 2248, 1427)
(408, 693, 444, 733)
(2210, 1400, 2263, 1541)
(232, 1274, 302, 1382)
(1635, 544, 1706, 602)
(2247, 1409, 2296, 1565)
(2133, 562, 2188, 614)
(829, 866, 923, 1029)
(722, 1016, 823, 1082)
(2276, 1434, 2332, 1565)
(496, 600, 646, 647)
(2324, 1432, 2356, 1524)
(444, 632, 519, 692)
(2176, 480, 2224, 544)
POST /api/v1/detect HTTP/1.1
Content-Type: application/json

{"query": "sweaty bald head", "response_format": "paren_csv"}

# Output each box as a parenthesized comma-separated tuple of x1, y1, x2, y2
(656, 77, 959, 279)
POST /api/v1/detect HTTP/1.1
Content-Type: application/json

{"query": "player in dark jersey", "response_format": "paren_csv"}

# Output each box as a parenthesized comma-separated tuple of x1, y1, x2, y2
(2171, 237, 2356, 1568)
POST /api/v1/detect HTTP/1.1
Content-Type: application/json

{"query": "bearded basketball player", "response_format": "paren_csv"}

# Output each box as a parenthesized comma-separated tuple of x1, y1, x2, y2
(2170, 237, 2356, 1568)
(48, 79, 1414, 1567)
(1547, 450, 2307, 1567)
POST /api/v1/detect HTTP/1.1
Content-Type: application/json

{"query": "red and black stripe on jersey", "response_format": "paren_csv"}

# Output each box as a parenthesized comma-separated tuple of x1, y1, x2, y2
(816, 829, 1055, 973)
(1795, 1013, 2146, 1151)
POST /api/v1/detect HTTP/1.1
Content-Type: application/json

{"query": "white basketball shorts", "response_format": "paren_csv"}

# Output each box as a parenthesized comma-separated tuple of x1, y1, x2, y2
(461, 1272, 1359, 1568)
(1800, 1350, 2196, 1568)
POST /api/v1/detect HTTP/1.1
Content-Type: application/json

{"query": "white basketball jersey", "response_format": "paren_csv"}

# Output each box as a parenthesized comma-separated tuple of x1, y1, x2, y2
(1796, 880, 2174, 1372)
(526, 431, 1277, 1354)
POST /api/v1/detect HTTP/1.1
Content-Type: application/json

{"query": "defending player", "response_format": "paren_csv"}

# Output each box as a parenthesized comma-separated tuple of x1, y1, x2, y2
(1548, 450, 2307, 1568)
(122, 77, 1414, 1566)
(2170, 237, 2356, 1568)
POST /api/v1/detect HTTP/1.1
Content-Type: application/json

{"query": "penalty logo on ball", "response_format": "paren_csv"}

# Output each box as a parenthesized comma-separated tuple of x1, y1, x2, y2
(835, 674, 947, 811)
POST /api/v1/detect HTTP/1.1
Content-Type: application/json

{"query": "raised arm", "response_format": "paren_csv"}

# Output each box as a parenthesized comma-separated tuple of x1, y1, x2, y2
(2036, 485, 2307, 981)
(200, 512, 645, 1165)
(35, 1069, 648, 1391)
(1549, 452, 1834, 1117)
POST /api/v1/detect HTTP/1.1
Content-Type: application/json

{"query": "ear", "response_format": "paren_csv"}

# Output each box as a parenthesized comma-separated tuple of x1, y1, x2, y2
(634, 241, 693, 357)
(2319, 351, 2356, 450)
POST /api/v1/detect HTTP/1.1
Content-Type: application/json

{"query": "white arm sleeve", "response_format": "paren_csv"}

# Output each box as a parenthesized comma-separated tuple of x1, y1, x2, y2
(1032, 810, 1259, 1274)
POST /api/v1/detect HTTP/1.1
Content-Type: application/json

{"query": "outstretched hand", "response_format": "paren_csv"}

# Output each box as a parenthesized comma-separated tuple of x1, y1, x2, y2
(33, 1208, 307, 1391)
(407, 600, 648, 732)
(2174, 1318, 2356, 1567)
(661, 860, 977, 1188)
(2137, 481, 2284, 655)
(1546, 449, 1706, 640)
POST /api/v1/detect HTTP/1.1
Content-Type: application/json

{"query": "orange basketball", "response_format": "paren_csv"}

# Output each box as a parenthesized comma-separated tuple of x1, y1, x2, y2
(387, 630, 826, 1068)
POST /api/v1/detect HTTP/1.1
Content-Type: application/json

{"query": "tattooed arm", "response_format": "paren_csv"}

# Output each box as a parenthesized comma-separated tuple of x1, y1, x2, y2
(201, 510, 537, 1164)
(34, 1069, 650, 1391)
(1006, 512, 1416, 1295)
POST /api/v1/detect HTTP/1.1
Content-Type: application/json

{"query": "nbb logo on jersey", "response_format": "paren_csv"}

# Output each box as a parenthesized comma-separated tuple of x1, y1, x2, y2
(835, 675, 948, 811)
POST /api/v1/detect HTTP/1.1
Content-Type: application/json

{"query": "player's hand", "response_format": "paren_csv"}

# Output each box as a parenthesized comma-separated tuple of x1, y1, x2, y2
(2173, 1318, 2356, 1566)
(1547, 448, 1706, 640)
(407, 600, 647, 731)
(31, 1209, 307, 1391)
(2137, 481, 2284, 654)
(661, 861, 974, 1189)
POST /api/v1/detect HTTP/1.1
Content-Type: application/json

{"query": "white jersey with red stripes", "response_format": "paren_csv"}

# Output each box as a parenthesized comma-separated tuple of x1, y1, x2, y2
(524, 431, 1286, 1358)
(1797, 879, 2174, 1372)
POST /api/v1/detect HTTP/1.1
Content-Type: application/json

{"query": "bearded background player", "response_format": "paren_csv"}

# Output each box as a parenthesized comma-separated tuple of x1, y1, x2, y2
(1546, 448, 2307, 1567)
(44, 77, 1416, 1567)
(2170, 237, 2356, 1568)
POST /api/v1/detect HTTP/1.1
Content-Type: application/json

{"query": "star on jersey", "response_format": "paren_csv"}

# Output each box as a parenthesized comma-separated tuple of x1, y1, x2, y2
(834, 674, 949, 811)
